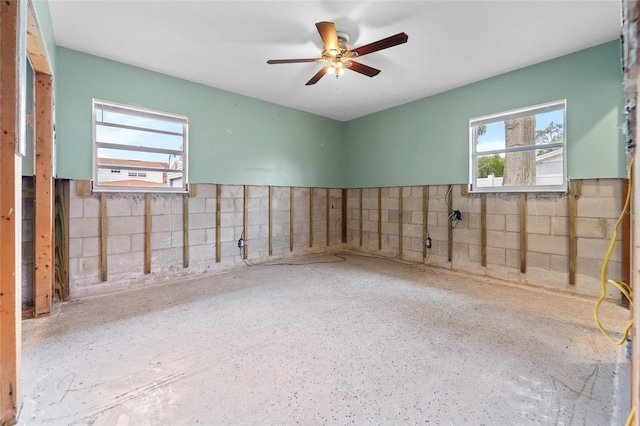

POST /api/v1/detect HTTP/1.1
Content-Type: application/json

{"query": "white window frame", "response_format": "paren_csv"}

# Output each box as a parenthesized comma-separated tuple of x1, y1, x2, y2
(92, 99, 188, 193)
(469, 100, 567, 193)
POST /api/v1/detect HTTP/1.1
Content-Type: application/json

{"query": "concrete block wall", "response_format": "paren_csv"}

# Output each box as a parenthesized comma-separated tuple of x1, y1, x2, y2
(347, 179, 625, 297)
(67, 181, 344, 298)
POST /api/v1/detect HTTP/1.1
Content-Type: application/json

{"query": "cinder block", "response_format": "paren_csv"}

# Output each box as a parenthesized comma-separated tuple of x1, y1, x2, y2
(452, 242, 469, 260)
(205, 198, 217, 213)
(578, 237, 620, 261)
(550, 217, 568, 236)
(468, 244, 482, 262)
(70, 217, 100, 239)
(108, 216, 144, 236)
(151, 232, 172, 250)
(576, 217, 608, 239)
(69, 238, 83, 259)
(78, 256, 100, 277)
(82, 237, 100, 257)
(197, 184, 217, 198)
(528, 234, 568, 256)
(190, 212, 215, 230)
(550, 254, 569, 273)
(82, 197, 101, 217)
(578, 197, 617, 219)
(527, 251, 550, 269)
(107, 234, 131, 255)
(505, 214, 519, 232)
(189, 228, 206, 246)
(505, 249, 520, 269)
(131, 234, 144, 253)
(527, 216, 550, 235)
(107, 197, 133, 217)
(220, 198, 235, 213)
(220, 212, 243, 228)
(223, 185, 244, 198)
(205, 228, 216, 244)
(527, 196, 567, 217)
(486, 214, 505, 231)
(486, 195, 520, 215)
(171, 231, 184, 248)
(130, 196, 145, 216)
(486, 247, 506, 265)
(189, 197, 206, 214)
(70, 197, 84, 218)
(453, 228, 481, 246)
(247, 197, 261, 212)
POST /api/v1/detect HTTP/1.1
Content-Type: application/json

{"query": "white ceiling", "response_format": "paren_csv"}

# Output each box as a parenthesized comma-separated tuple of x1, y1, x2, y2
(47, 1, 622, 122)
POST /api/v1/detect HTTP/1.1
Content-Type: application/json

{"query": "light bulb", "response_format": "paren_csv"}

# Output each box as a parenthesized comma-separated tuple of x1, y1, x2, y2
(327, 66, 335, 75)
(336, 67, 344, 76)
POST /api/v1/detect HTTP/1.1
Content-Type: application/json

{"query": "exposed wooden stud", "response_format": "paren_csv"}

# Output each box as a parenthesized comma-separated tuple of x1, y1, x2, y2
(461, 184, 469, 196)
(622, 178, 631, 306)
(309, 187, 313, 247)
(398, 187, 404, 257)
(378, 187, 382, 250)
(481, 194, 487, 267)
(326, 188, 330, 246)
(215, 184, 221, 263)
(183, 194, 189, 268)
(0, 2, 20, 421)
(447, 185, 453, 263)
(290, 187, 294, 252)
(100, 193, 108, 282)
(423, 186, 429, 259)
(268, 186, 273, 256)
(33, 72, 54, 316)
(54, 180, 69, 302)
(26, 1, 51, 75)
(341, 189, 347, 244)
(359, 188, 363, 247)
(144, 194, 151, 274)
(519, 192, 527, 274)
(243, 185, 248, 259)
(188, 183, 197, 197)
(75, 180, 91, 197)
(568, 180, 580, 285)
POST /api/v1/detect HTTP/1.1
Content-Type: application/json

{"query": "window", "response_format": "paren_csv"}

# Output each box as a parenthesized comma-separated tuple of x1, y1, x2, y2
(93, 99, 188, 192)
(469, 100, 567, 193)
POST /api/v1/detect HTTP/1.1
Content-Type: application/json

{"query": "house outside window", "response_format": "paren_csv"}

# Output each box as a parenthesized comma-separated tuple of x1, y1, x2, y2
(93, 99, 188, 192)
(469, 100, 567, 193)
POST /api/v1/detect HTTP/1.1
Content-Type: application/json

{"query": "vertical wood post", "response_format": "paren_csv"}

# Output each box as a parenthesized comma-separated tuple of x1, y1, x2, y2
(215, 184, 221, 263)
(0, 2, 20, 421)
(33, 72, 53, 316)
(378, 187, 382, 250)
(519, 193, 527, 273)
(481, 194, 487, 267)
(268, 186, 273, 255)
(144, 194, 151, 274)
(183, 194, 189, 268)
(290, 187, 294, 252)
(398, 187, 403, 257)
(309, 187, 313, 248)
(622, 178, 631, 306)
(423, 186, 429, 259)
(359, 188, 363, 246)
(447, 185, 453, 263)
(326, 188, 330, 246)
(243, 185, 248, 259)
(54, 180, 69, 302)
(341, 189, 347, 244)
(100, 193, 108, 281)
(568, 180, 580, 285)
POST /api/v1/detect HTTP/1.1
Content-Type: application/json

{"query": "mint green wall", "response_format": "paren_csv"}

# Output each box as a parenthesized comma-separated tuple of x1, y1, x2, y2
(343, 41, 625, 187)
(55, 48, 344, 187)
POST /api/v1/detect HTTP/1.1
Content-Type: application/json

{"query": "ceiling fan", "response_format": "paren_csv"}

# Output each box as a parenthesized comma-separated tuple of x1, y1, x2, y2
(267, 21, 408, 86)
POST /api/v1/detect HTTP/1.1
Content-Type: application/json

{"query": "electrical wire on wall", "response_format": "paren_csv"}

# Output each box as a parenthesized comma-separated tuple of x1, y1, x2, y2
(594, 157, 634, 345)
(445, 185, 462, 228)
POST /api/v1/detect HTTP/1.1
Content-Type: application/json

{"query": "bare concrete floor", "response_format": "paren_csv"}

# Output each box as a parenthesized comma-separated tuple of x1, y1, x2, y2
(19, 253, 629, 425)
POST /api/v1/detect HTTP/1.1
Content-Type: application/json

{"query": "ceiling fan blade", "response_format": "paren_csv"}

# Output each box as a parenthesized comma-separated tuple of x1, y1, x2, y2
(351, 32, 408, 57)
(267, 58, 319, 64)
(315, 21, 340, 53)
(347, 61, 381, 77)
(305, 66, 329, 86)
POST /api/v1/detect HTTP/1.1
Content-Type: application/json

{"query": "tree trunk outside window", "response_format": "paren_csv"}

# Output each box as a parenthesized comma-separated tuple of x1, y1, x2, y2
(503, 116, 536, 186)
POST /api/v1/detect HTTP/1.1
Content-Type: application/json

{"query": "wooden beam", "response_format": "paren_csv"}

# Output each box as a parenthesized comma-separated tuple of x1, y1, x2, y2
(290, 187, 294, 252)
(568, 180, 580, 285)
(215, 184, 221, 263)
(359, 188, 363, 247)
(341, 189, 347, 243)
(447, 185, 453, 263)
(423, 186, 428, 259)
(75, 180, 91, 197)
(100, 193, 107, 281)
(326, 188, 330, 246)
(0, 2, 20, 421)
(622, 178, 631, 307)
(268, 186, 273, 256)
(243, 185, 248, 259)
(183, 194, 189, 268)
(378, 187, 382, 250)
(54, 180, 69, 302)
(33, 72, 53, 316)
(309, 187, 313, 248)
(144, 194, 151, 274)
(188, 183, 197, 197)
(26, 1, 51, 75)
(481, 194, 487, 267)
(519, 192, 527, 274)
(398, 187, 403, 257)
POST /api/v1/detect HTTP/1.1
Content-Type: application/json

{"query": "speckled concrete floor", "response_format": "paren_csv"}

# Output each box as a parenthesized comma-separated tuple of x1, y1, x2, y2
(19, 253, 629, 425)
